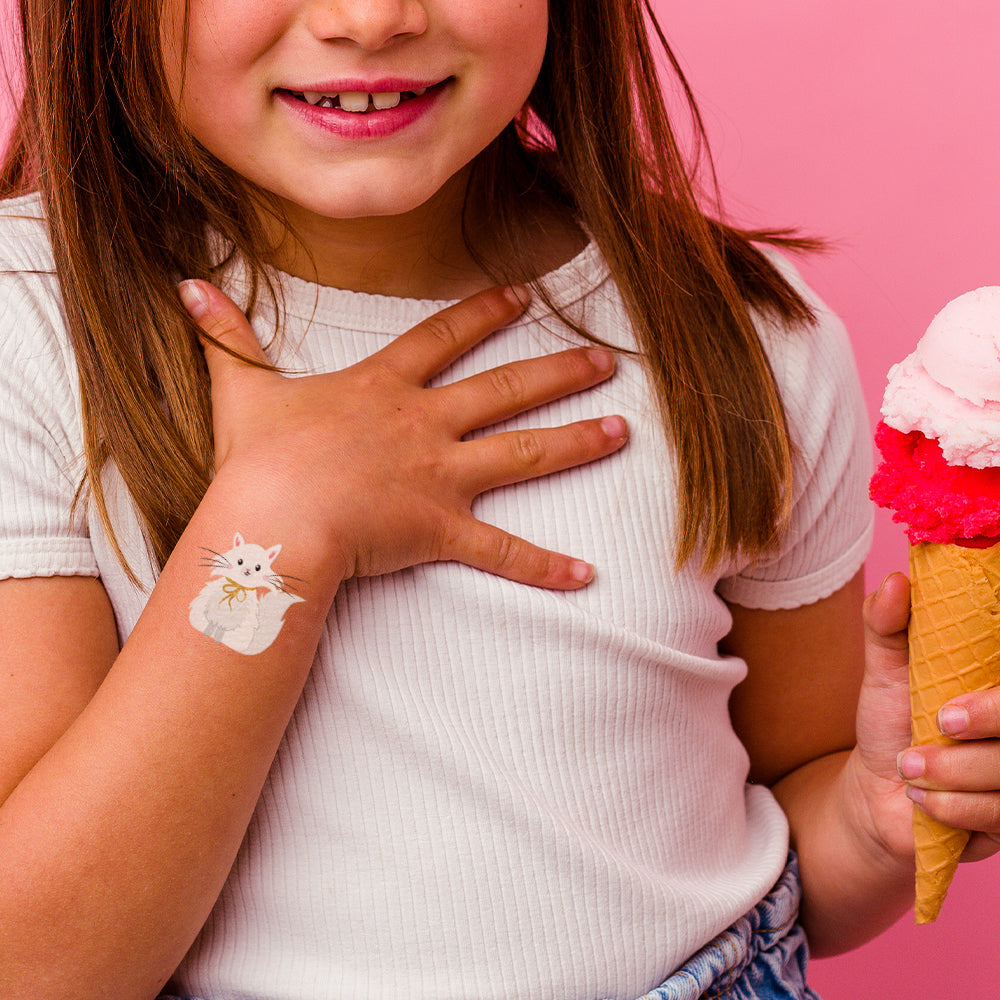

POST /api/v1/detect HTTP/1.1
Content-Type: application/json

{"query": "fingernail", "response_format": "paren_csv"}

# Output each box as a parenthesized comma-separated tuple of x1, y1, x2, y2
(570, 560, 594, 583)
(504, 284, 531, 308)
(177, 279, 209, 320)
(601, 415, 627, 440)
(897, 750, 925, 780)
(587, 348, 615, 372)
(906, 784, 926, 806)
(938, 705, 970, 736)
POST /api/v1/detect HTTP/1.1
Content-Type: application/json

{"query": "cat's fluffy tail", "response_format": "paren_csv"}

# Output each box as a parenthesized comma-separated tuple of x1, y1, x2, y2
(241, 589, 306, 655)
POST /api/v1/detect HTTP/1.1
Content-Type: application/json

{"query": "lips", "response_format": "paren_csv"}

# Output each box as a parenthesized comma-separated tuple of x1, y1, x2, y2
(275, 79, 448, 139)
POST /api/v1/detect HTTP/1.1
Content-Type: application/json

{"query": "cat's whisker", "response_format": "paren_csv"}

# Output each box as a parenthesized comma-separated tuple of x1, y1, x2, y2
(197, 547, 230, 572)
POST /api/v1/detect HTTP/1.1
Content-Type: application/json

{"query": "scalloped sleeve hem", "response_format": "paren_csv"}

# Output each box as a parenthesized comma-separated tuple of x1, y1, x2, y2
(0, 538, 100, 580)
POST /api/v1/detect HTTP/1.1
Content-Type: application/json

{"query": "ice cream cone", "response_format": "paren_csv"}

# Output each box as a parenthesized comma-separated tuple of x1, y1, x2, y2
(907, 541, 1000, 922)
(871, 288, 1000, 923)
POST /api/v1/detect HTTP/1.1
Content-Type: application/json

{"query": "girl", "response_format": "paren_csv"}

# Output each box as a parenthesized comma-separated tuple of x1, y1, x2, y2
(2, 1, 1000, 999)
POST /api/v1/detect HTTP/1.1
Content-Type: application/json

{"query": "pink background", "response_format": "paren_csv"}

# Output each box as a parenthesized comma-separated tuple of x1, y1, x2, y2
(657, 2, 1000, 996)
(3, 1, 1000, 996)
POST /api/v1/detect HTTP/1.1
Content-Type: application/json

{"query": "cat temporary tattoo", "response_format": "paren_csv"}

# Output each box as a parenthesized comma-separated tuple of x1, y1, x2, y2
(189, 533, 304, 654)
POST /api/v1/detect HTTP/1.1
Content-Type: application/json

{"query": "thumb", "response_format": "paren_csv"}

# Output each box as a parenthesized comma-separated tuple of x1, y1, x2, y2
(177, 279, 270, 373)
(862, 571, 910, 680)
(856, 571, 912, 776)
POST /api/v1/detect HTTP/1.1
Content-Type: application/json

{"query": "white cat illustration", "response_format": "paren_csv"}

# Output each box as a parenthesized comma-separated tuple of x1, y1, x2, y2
(189, 533, 304, 654)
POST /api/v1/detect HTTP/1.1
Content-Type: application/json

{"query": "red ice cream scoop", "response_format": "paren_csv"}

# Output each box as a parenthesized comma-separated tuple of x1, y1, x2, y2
(870, 421, 1000, 546)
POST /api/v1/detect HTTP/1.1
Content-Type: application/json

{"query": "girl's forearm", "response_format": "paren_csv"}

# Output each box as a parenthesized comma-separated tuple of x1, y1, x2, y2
(0, 471, 343, 1000)
(773, 749, 913, 957)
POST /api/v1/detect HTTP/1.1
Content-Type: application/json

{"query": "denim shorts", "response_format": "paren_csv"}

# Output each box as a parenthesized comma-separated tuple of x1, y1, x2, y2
(614, 852, 820, 1000)
(160, 853, 819, 1000)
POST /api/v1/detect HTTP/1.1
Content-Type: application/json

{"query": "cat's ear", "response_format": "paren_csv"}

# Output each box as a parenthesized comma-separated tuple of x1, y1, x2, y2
(266, 544, 282, 563)
(234, 532, 245, 548)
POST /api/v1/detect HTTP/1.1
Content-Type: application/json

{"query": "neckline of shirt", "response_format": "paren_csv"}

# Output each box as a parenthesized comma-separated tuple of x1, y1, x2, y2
(250, 239, 610, 335)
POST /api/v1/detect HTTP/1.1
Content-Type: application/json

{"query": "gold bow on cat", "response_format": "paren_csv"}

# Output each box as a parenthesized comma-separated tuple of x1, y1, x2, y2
(220, 577, 253, 610)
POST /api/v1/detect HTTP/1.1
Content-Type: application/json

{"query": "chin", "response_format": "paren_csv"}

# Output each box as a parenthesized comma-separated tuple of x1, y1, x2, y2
(298, 191, 440, 223)
(276, 160, 469, 225)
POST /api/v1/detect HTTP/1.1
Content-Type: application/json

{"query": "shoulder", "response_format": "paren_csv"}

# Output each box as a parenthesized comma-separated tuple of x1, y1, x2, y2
(0, 192, 56, 273)
(753, 250, 856, 374)
(717, 251, 873, 608)
(0, 193, 70, 358)
(0, 191, 64, 334)
(0, 195, 78, 429)
(751, 250, 864, 443)
(0, 199, 90, 581)
(751, 251, 869, 488)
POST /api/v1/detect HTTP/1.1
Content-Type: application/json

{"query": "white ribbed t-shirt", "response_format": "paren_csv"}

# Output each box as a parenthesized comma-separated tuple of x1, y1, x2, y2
(0, 194, 872, 1000)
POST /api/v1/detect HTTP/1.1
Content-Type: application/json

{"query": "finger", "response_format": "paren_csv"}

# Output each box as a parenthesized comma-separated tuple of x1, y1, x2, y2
(378, 285, 529, 385)
(441, 516, 595, 590)
(937, 688, 1000, 740)
(177, 279, 271, 373)
(961, 830, 1000, 864)
(439, 346, 616, 433)
(898, 739, 1000, 793)
(907, 785, 1000, 836)
(457, 416, 628, 494)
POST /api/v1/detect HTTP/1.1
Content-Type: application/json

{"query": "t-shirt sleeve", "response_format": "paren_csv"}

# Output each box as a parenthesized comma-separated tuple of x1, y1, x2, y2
(716, 256, 873, 610)
(0, 270, 99, 579)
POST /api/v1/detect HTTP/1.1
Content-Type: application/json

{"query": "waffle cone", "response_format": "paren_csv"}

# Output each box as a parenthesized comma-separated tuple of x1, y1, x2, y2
(908, 541, 1000, 923)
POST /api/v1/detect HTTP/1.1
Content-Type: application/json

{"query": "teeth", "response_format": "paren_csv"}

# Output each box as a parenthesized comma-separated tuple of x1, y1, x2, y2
(297, 87, 429, 112)
(338, 91, 370, 112)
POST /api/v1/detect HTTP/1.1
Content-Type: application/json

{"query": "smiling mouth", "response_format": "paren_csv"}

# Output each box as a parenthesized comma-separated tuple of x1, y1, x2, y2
(284, 86, 434, 113)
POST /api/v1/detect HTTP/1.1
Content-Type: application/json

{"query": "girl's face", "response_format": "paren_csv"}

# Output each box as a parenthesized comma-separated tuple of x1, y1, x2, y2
(160, 0, 549, 224)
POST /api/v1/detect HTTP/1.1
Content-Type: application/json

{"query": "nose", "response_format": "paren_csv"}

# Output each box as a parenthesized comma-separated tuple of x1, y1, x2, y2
(306, 0, 428, 51)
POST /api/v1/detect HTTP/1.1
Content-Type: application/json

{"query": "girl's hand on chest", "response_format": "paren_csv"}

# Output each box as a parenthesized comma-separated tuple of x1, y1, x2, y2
(179, 279, 627, 589)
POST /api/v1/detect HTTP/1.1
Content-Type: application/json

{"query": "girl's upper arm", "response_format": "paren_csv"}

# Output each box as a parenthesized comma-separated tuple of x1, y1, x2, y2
(0, 576, 120, 804)
(722, 568, 866, 787)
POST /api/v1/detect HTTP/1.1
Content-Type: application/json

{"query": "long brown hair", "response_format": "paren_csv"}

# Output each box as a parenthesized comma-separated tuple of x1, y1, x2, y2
(2, 0, 817, 577)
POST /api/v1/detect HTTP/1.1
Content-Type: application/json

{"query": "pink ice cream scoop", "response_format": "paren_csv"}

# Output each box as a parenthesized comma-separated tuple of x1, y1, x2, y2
(871, 287, 1000, 544)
